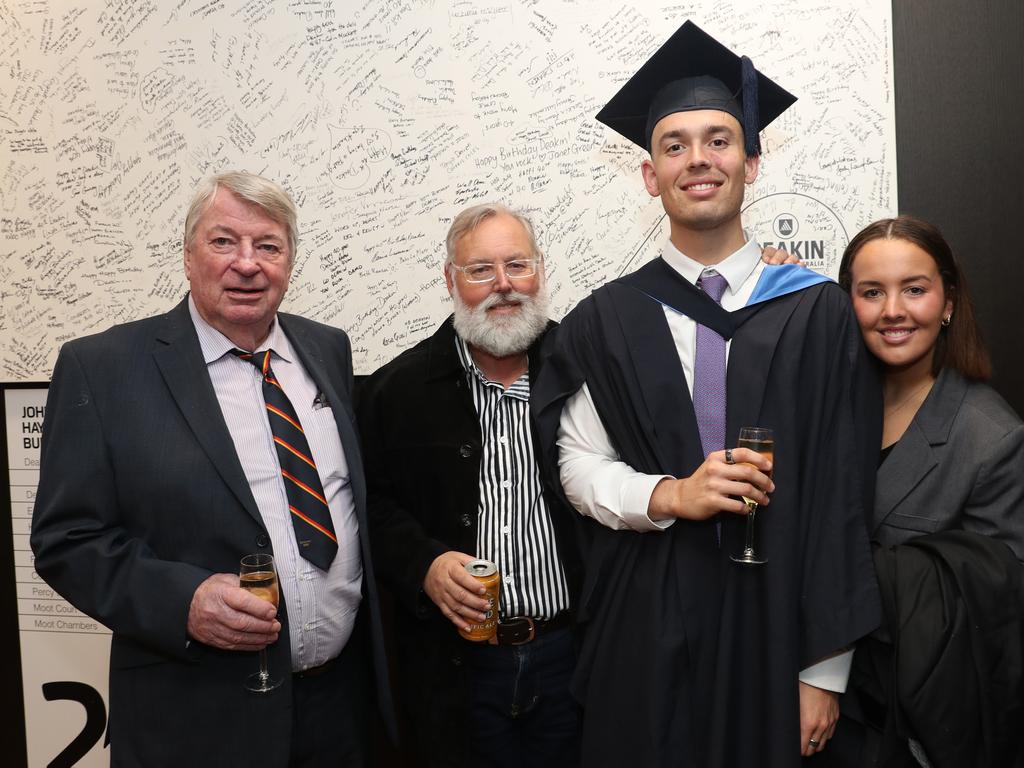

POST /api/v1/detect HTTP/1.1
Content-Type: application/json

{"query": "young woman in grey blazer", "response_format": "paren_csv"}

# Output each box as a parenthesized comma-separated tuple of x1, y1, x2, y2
(840, 216, 1023, 559)
(833, 215, 1024, 767)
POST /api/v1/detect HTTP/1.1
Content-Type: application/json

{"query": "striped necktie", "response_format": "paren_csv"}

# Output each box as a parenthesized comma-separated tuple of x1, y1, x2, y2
(233, 349, 337, 570)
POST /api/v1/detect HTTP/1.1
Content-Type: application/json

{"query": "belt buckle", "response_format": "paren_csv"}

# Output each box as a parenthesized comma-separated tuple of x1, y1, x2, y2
(501, 616, 536, 645)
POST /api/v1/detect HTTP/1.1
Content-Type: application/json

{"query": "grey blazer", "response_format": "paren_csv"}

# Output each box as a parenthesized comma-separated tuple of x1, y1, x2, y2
(873, 367, 1024, 560)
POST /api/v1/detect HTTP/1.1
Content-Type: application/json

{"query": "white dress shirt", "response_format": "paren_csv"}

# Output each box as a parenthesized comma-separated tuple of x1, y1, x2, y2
(558, 237, 764, 532)
(555, 239, 852, 691)
(189, 297, 362, 671)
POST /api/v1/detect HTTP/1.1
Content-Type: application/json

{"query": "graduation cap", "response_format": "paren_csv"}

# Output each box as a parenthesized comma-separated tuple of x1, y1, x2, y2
(596, 20, 797, 155)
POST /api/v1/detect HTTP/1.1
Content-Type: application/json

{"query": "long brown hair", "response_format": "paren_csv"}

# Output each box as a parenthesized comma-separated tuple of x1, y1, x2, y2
(838, 215, 991, 380)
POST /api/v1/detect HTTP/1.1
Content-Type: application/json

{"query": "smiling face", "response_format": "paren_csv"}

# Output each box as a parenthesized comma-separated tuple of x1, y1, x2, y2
(184, 187, 292, 350)
(641, 109, 759, 238)
(445, 213, 541, 315)
(849, 237, 954, 376)
(445, 212, 549, 358)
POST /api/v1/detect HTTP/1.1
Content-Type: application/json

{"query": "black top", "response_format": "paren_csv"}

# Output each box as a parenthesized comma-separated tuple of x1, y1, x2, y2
(879, 441, 897, 466)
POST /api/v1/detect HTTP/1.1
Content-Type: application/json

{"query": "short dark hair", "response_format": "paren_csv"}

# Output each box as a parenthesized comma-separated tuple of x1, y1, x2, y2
(838, 215, 991, 380)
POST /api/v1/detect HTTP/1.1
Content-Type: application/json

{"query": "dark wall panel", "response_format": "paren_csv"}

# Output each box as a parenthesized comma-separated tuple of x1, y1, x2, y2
(893, 0, 1024, 416)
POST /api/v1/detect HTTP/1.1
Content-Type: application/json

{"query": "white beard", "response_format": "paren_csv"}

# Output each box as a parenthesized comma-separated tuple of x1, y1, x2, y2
(451, 282, 550, 358)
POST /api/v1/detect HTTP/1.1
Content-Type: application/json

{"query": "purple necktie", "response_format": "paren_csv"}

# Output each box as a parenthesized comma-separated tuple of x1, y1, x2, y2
(693, 272, 729, 458)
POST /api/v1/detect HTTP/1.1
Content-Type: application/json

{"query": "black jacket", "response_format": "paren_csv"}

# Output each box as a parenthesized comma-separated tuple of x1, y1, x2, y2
(853, 530, 1024, 767)
(356, 316, 582, 767)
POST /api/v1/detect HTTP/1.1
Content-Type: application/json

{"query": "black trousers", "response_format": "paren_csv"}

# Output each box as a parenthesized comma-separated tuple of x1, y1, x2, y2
(290, 624, 371, 768)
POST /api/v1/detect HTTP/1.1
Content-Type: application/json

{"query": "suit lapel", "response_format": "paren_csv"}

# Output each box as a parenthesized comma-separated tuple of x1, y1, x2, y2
(872, 422, 937, 531)
(280, 316, 367, 517)
(871, 369, 965, 532)
(152, 300, 263, 525)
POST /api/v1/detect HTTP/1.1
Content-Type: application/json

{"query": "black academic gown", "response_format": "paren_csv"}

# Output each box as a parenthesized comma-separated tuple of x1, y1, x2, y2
(533, 258, 882, 768)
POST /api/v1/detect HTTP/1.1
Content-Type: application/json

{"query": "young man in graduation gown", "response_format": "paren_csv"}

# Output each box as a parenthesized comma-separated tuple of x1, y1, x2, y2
(532, 21, 882, 768)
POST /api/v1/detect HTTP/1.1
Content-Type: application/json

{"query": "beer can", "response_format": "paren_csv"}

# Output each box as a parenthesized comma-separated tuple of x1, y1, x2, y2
(458, 559, 500, 642)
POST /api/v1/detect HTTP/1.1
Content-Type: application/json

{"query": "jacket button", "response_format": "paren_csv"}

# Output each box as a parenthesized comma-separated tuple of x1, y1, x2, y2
(256, 534, 269, 548)
(451, 656, 462, 667)
(459, 444, 473, 457)
(460, 514, 472, 528)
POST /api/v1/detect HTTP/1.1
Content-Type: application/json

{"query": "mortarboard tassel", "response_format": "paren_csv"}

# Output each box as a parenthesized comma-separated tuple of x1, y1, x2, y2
(740, 55, 761, 157)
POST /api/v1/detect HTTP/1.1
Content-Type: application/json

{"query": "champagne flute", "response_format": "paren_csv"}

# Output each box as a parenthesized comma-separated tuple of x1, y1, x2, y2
(239, 552, 282, 693)
(730, 427, 774, 566)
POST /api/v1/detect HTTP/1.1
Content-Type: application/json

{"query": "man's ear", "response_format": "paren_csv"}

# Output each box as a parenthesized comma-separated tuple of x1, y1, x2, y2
(444, 263, 455, 297)
(641, 158, 661, 198)
(744, 152, 761, 185)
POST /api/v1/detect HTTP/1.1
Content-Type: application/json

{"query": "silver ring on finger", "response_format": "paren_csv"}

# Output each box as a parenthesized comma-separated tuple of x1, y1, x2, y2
(725, 448, 734, 464)
(808, 738, 820, 748)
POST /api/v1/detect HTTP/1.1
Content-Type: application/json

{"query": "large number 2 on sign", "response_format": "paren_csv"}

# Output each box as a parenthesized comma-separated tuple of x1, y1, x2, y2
(42, 682, 106, 768)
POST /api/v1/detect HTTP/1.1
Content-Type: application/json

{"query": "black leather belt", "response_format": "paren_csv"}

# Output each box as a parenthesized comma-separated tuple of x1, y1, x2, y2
(495, 612, 571, 645)
(293, 656, 336, 679)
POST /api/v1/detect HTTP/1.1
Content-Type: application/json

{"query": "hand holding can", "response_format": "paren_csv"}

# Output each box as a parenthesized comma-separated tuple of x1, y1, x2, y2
(458, 559, 501, 642)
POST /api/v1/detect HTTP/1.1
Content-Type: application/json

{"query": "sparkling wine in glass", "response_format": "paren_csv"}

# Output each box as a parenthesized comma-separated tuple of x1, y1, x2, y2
(730, 427, 774, 566)
(240, 552, 282, 693)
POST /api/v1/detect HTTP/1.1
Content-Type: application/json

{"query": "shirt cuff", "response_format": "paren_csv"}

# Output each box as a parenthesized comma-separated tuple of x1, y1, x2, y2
(621, 473, 675, 531)
(798, 649, 853, 693)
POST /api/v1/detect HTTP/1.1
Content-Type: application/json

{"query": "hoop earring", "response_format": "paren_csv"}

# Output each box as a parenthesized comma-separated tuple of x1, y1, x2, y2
(941, 314, 952, 327)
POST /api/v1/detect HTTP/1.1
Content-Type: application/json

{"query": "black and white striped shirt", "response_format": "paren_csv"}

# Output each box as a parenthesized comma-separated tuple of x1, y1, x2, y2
(456, 336, 570, 620)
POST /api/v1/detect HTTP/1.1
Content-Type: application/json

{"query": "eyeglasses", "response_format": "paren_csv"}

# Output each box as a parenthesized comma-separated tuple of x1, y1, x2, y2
(448, 258, 540, 284)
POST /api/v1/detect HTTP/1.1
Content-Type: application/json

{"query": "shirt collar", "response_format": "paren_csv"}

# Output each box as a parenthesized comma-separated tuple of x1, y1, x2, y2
(188, 294, 292, 365)
(454, 334, 531, 400)
(661, 232, 762, 298)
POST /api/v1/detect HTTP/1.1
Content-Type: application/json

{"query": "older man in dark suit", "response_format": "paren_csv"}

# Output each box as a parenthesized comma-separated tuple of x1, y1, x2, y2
(30, 171, 393, 767)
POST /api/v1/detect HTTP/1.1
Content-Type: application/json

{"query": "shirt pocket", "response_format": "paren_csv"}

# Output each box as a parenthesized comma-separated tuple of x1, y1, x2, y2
(304, 404, 352, 485)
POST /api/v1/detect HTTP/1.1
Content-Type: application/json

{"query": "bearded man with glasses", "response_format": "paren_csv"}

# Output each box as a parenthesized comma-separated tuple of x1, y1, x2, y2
(357, 203, 583, 768)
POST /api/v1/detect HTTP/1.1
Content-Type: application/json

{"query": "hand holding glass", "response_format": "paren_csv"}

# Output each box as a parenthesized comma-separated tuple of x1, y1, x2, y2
(239, 553, 281, 693)
(730, 427, 774, 566)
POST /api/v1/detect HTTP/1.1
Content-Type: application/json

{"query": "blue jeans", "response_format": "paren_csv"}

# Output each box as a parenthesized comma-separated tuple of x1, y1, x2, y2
(466, 628, 581, 768)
